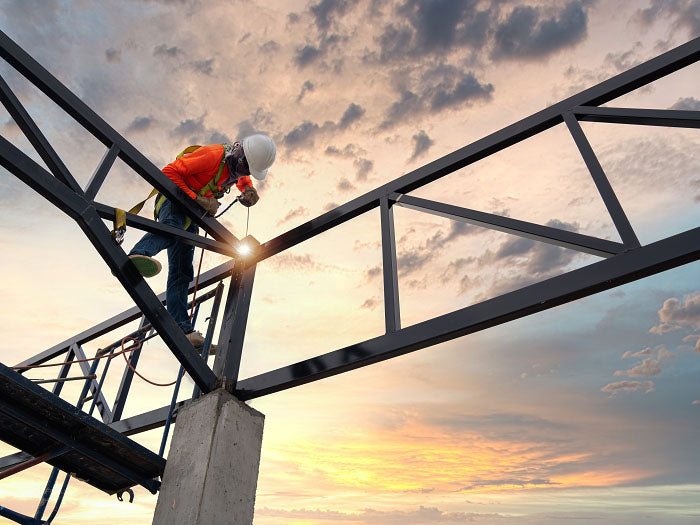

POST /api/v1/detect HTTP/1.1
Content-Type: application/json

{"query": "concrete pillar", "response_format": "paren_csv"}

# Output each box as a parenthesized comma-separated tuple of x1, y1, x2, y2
(152, 389, 265, 525)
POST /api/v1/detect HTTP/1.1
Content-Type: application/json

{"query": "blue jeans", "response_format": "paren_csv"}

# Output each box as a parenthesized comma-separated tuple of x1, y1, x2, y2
(129, 198, 198, 333)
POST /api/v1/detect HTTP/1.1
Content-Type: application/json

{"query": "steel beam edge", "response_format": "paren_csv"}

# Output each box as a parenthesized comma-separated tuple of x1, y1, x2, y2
(253, 37, 699, 263)
(574, 106, 700, 128)
(235, 227, 700, 400)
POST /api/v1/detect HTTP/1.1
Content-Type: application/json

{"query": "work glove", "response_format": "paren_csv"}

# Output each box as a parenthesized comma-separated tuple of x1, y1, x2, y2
(239, 186, 259, 207)
(195, 195, 220, 216)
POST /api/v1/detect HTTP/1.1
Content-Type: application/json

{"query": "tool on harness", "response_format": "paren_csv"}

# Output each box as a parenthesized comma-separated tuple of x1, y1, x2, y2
(110, 144, 231, 242)
(117, 488, 134, 503)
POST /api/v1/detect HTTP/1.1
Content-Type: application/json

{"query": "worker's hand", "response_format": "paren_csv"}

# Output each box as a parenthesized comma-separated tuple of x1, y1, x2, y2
(239, 186, 259, 207)
(195, 195, 221, 216)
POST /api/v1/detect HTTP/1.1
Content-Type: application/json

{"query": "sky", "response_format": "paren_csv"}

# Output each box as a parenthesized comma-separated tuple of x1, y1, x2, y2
(0, 0, 699, 523)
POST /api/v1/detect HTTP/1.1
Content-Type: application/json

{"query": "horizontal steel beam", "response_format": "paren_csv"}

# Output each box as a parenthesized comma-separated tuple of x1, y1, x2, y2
(574, 106, 700, 128)
(0, 451, 33, 472)
(92, 202, 239, 257)
(235, 227, 699, 400)
(0, 29, 237, 245)
(253, 37, 699, 263)
(393, 193, 625, 258)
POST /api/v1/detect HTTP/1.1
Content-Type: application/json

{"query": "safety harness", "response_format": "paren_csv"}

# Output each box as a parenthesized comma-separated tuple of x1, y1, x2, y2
(111, 145, 229, 244)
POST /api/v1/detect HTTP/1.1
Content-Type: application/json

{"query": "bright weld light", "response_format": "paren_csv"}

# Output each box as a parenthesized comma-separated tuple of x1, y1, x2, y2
(236, 242, 252, 256)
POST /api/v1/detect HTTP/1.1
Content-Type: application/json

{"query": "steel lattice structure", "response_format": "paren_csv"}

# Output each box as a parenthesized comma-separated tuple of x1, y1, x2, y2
(0, 27, 698, 517)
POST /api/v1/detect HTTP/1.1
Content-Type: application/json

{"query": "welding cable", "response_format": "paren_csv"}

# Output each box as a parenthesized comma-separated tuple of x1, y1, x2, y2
(120, 337, 183, 387)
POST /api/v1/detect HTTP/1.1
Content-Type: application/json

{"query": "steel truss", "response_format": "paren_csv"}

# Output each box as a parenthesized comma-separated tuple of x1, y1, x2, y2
(0, 28, 698, 486)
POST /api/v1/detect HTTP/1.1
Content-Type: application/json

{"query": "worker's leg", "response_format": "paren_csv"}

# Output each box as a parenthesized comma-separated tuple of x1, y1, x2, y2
(166, 221, 199, 333)
(129, 199, 184, 257)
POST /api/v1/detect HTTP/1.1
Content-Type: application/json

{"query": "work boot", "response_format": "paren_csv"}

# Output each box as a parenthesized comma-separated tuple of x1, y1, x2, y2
(185, 330, 218, 355)
(129, 255, 162, 278)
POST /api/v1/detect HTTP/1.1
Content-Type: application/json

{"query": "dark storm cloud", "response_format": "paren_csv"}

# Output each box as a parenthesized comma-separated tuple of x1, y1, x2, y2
(491, 1, 590, 60)
(126, 116, 154, 133)
(296, 80, 315, 102)
(670, 97, 700, 111)
(207, 131, 232, 144)
(397, 221, 477, 276)
(409, 130, 434, 160)
(338, 103, 365, 128)
(153, 44, 183, 58)
(378, 0, 492, 62)
(379, 70, 493, 129)
(295, 45, 322, 67)
(310, 0, 357, 31)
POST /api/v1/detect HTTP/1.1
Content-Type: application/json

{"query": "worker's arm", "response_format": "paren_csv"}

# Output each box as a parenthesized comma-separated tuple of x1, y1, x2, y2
(162, 145, 224, 199)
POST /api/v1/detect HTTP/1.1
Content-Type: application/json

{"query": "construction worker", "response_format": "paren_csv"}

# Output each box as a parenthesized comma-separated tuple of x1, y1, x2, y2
(128, 134, 276, 347)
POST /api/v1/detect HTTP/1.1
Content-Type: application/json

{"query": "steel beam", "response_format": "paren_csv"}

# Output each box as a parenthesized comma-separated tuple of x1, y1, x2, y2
(92, 202, 238, 257)
(380, 196, 401, 332)
(86, 144, 119, 200)
(574, 106, 700, 128)
(235, 227, 699, 400)
(0, 29, 237, 244)
(253, 37, 699, 263)
(563, 112, 640, 248)
(392, 193, 625, 257)
(72, 344, 112, 423)
(110, 401, 186, 436)
(213, 254, 258, 391)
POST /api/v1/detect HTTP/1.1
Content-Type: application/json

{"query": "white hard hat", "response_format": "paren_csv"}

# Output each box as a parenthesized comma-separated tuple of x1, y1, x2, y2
(241, 134, 276, 180)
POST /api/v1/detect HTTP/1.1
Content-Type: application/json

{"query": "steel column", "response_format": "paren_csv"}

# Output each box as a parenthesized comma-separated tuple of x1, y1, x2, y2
(212, 255, 258, 391)
(72, 344, 112, 422)
(380, 196, 401, 332)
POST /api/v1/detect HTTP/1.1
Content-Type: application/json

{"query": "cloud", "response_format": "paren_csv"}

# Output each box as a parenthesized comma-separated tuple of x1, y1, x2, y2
(634, 0, 700, 39)
(670, 96, 700, 111)
(295, 44, 322, 67)
(366, 265, 382, 281)
(621, 347, 652, 359)
(268, 253, 317, 271)
(601, 380, 655, 395)
(125, 116, 154, 133)
(379, 70, 493, 128)
(460, 477, 558, 490)
(171, 115, 206, 139)
(361, 297, 380, 310)
(191, 58, 214, 75)
(614, 358, 662, 378)
(310, 0, 357, 32)
(649, 293, 700, 334)
(256, 505, 505, 523)
(296, 80, 314, 102)
(276, 206, 309, 226)
(409, 130, 433, 160)
(260, 40, 280, 53)
(153, 43, 182, 58)
(377, 1, 492, 62)
(692, 400, 700, 405)
(492, 1, 590, 61)
(338, 102, 365, 128)
(283, 120, 321, 148)
(353, 158, 373, 181)
(105, 48, 121, 63)
(337, 177, 355, 192)
(681, 334, 700, 353)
